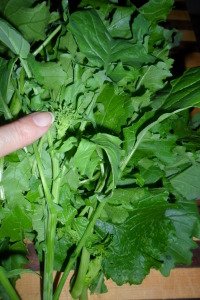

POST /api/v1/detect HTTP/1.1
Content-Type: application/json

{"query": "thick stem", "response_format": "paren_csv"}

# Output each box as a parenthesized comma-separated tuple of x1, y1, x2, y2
(33, 25, 62, 57)
(79, 286, 88, 300)
(33, 143, 53, 211)
(43, 131, 62, 300)
(0, 267, 20, 300)
(47, 131, 61, 204)
(33, 141, 56, 300)
(53, 201, 106, 300)
(32, 136, 46, 178)
(93, 272, 104, 294)
(71, 247, 90, 299)
(43, 212, 57, 300)
(19, 58, 32, 79)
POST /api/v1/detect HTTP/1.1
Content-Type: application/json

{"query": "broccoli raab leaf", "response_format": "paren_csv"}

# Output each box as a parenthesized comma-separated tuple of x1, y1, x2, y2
(0, 18, 30, 58)
(0, 0, 51, 42)
(0, 0, 200, 299)
(69, 9, 154, 68)
(170, 163, 200, 200)
(139, 0, 174, 22)
(101, 189, 199, 285)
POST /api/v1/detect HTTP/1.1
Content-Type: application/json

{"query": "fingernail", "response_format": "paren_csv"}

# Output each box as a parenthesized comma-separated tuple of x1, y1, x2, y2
(32, 112, 54, 127)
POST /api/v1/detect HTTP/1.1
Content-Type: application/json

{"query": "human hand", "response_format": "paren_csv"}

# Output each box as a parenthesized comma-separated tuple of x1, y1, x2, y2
(0, 112, 54, 157)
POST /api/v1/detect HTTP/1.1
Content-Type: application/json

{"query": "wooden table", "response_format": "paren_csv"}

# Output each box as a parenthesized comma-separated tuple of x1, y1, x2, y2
(16, 268, 200, 300)
(169, 0, 200, 68)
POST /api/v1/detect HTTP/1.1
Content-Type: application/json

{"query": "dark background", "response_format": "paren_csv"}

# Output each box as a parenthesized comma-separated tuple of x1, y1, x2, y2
(186, 0, 200, 49)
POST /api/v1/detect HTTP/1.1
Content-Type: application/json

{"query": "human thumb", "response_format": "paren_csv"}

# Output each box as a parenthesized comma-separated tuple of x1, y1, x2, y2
(0, 112, 54, 157)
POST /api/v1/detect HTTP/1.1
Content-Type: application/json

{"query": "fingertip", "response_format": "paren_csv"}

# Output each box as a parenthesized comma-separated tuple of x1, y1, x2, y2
(31, 112, 54, 127)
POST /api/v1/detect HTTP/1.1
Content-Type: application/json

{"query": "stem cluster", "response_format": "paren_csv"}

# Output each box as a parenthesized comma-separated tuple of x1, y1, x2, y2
(0, 20, 106, 300)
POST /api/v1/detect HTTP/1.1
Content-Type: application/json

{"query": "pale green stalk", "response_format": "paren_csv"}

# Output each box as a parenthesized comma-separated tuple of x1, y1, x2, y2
(0, 267, 20, 300)
(33, 25, 62, 57)
(34, 130, 65, 300)
(19, 58, 32, 79)
(43, 212, 57, 300)
(20, 57, 58, 299)
(42, 131, 62, 300)
(79, 286, 88, 300)
(21, 24, 64, 298)
(53, 201, 106, 300)
(33, 143, 53, 210)
(33, 142, 55, 300)
(70, 247, 90, 299)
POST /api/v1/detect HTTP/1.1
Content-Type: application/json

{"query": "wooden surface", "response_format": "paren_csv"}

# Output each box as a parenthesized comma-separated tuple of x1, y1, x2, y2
(169, 10, 191, 21)
(16, 268, 200, 300)
(169, 0, 200, 68)
(185, 52, 200, 68)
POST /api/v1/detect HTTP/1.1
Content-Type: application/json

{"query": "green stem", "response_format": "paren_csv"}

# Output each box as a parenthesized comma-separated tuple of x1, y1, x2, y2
(43, 131, 63, 300)
(0, 267, 20, 300)
(20, 58, 32, 79)
(43, 212, 57, 300)
(94, 272, 104, 294)
(33, 131, 61, 300)
(79, 206, 90, 217)
(33, 141, 56, 300)
(71, 247, 90, 299)
(79, 286, 88, 300)
(120, 107, 188, 172)
(33, 143, 53, 211)
(47, 131, 61, 204)
(53, 201, 106, 300)
(32, 136, 46, 178)
(33, 25, 62, 57)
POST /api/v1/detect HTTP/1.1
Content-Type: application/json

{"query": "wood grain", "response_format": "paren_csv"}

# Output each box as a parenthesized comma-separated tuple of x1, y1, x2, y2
(182, 30, 196, 42)
(185, 52, 200, 68)
(16, 268, 200, 300)
(169, 10, 190, 21)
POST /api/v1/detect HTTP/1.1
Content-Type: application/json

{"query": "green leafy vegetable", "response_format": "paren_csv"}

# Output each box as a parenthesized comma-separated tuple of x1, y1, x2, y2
(0, 0, 51, 42)
(139, 0, 174, 22)
(163, 68, 200, 109)
(170, 163, 200, 200)
(0, 18, 30, 58)
(102, 189, 199, 284)
(0, 1, 200, 300)
(95, 85, 132, 133)
(69, 9, 154, 68)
